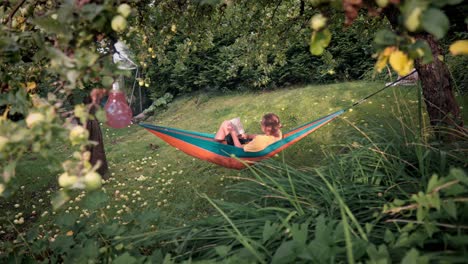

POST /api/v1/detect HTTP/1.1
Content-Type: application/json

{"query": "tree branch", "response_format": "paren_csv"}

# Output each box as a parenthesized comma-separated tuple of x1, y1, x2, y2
(4, 0, 27, 28)
(384, 195, 468, 215)
(270, 0, 283, 22)
(385, 219, 468, 230)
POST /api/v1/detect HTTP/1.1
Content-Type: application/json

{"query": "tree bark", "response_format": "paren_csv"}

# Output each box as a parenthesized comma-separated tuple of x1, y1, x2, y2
(383, 7, 464, 137)
(84, 97, 109, 179)
(86, 114, 109, 178)
(413, 34, 464, 130)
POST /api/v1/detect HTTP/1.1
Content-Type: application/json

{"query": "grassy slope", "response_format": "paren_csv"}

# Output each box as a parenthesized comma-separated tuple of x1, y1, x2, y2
(1, 81, 466, 235)
(90, 81, 423, 225)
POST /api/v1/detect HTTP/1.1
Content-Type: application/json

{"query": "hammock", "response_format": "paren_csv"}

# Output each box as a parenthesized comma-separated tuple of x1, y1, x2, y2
(140, 71, 416, 169)
(140, 110, 343, 169)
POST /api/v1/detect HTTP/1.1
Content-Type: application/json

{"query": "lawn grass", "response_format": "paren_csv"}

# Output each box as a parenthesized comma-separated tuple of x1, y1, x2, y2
(1, 81, 466, 239)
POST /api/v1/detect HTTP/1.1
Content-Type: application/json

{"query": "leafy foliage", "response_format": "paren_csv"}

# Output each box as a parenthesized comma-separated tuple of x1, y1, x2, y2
(1, 0, 135, 197)
(130, 9, 380, 100)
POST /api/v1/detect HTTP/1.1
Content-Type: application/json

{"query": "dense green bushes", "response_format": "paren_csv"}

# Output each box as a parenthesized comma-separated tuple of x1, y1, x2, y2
(139, 14, 381, 101)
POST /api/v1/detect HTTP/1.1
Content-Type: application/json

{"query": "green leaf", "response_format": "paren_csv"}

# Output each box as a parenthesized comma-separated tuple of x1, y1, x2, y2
(113, 253, 137, 264)
(95, 108, 107, 123)
(384, 229, 395, 244)
(290, 222, 308, 245)
(55, 212, 79, 228)
(83, 191, 108, 210)
(102, 223, 124, 237)
(81, 4, 105, 20)
(75, 49, 99, 68)
(50, 235, 74, 253)
(401, 248, 429, 264)
(442, 184, 465, 196)
(426, 174, 439, 193)
(366, 244, 390, 264)
(51, 190, 70, 210)
(262, 220, 277, 243)
(33, 17, 69, 37)
(149, 250, 164, 263)
(416, 207, 426, 221)
(314, 215, 332, 245)
(374, 30, 397, 48)
(353, 238, 368, 260)
(47, 47, 75, 68)
(215, 245, 231, 257)
(271, 240, 297, 264)
(82, 240, 99, 259)
(393, 198, 405, 206)
(423, 222, 438, 237)
(309, 29, 332, 56)
(307, 240, 331, 263)
(102, 76, 114, 87)
(421, 8, 449, 39)
(136, 209, 160, 226)
(450, 168, 468, 185)
(444, 199, 457, 219)
(408, 40, 433, 64)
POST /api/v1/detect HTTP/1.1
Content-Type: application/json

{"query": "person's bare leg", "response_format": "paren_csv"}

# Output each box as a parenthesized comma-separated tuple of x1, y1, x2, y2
(215, 120, 231, 141)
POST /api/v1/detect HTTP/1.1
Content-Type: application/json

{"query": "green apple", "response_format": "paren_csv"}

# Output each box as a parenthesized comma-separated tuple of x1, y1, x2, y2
(310, 14, 327, 31)
(69, 125, 89, 146)
(84, 172, 102, 190)
(376, 0, 388, 8)
(58, 173, 78, 188)
(111, 15, 127, 32)
(117, 4, 132, 18)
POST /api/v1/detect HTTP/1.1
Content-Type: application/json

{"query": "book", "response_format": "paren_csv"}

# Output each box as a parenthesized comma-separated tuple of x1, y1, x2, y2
(229, 117, 245, 135)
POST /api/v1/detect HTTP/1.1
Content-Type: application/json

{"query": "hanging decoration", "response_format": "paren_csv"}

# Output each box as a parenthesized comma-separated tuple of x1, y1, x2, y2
(104, 82, 132, 128)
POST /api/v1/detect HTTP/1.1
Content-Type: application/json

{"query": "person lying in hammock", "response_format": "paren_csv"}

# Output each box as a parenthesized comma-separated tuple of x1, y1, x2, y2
(214, 113, 283, 152)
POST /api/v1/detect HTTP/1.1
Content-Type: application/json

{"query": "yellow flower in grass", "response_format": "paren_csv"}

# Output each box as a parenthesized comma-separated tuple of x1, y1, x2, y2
(389, 50, 414, 76)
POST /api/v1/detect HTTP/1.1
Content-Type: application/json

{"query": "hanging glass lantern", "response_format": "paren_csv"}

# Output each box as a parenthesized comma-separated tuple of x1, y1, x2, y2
(104, 82, 132, 128)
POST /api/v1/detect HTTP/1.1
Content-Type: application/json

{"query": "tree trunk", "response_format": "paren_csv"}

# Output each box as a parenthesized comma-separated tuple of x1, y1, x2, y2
(413, 34, 464, 131)
(84, 98, 109, 179)
(86, 115, 109, 178)
(383, 7, 464, 137)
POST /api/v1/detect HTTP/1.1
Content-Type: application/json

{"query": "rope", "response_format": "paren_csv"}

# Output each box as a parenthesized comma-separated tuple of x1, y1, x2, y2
(342, 69, 417, 112)
(128, 67, 139, 107)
